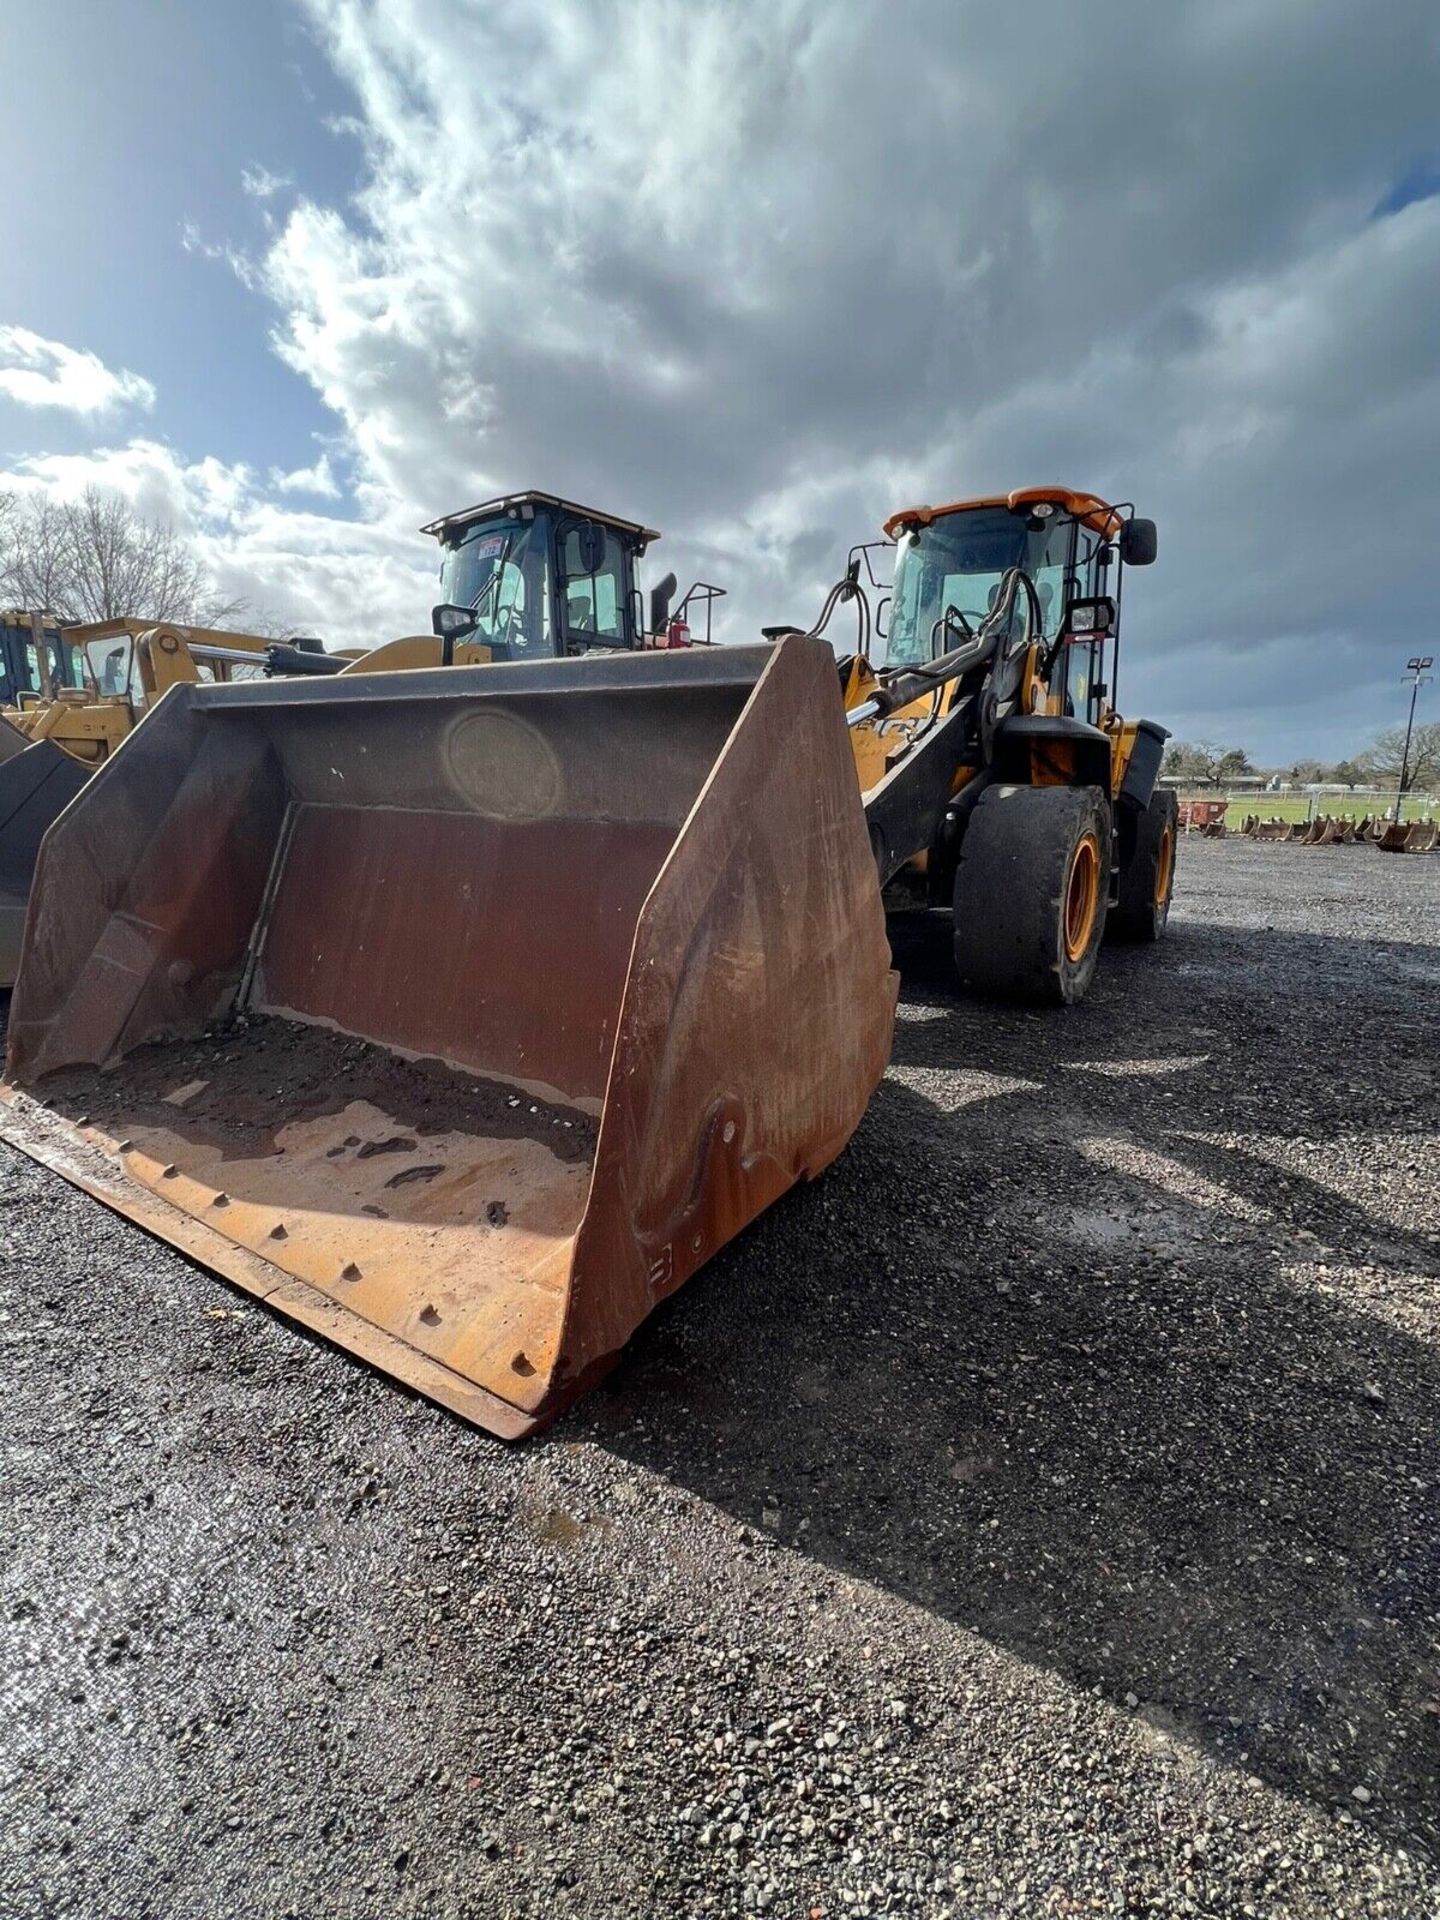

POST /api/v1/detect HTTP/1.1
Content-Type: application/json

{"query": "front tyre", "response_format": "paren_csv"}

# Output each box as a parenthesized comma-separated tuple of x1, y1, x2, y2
(952, 784, 1112, 1005)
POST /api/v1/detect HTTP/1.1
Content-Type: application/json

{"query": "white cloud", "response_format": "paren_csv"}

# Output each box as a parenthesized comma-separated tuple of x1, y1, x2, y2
(241, 164, 293, 201)
(6, 3, 1440, 760)
(0, 326, 156, 416)
(3, 438, 433, 646)
(232, 0, 1440, 759)
(270, 452, 340, 498)
(180, 220, 260, 289)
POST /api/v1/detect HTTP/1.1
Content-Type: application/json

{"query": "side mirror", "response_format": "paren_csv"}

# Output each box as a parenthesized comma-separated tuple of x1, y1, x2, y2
(1120, 517, 1157, 567)
(432, 603, 479, 641)
(649, 571, 678, 635)
(432, 602, 478, 667)
(573, 520, 607, 575)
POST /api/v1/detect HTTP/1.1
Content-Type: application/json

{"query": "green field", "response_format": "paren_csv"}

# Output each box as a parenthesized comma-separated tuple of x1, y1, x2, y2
(1175, 791, 1437, 830)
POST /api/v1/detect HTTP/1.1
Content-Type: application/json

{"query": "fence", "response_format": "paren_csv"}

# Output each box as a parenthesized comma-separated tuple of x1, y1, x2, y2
(1174, 789, 1436, 832)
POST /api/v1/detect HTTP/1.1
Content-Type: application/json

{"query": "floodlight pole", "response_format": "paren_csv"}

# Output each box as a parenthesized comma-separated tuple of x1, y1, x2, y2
(1394, 654, 1435, 822)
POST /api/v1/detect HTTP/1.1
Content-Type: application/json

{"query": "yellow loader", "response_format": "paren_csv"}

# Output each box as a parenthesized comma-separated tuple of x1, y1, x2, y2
(0, 484, 1165, 1438)
(0, 616, 289, 986)
(822, 485, 1173, 1001)
(0, 605, 505, 987)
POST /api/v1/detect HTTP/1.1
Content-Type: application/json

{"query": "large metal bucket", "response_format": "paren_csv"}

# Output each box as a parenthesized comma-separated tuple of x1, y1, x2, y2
(1, 637, 895, 1437)
(0, 727, 90, 988)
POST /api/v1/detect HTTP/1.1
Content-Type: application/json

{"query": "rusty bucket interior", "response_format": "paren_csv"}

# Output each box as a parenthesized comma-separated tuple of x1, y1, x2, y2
(2, 637, 896, 1437)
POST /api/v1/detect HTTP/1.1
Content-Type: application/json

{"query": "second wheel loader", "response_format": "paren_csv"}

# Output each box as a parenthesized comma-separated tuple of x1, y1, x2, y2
(822, 485, 1172, 1003)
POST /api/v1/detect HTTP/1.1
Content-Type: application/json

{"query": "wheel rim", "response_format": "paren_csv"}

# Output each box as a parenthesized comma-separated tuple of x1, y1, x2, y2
(1063, 831, 1101, 963)
(1154, 822, 1175, 908)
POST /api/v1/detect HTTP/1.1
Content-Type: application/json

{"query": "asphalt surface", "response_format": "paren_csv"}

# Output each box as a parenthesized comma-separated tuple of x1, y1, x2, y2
(3, 838, 1439, 1919)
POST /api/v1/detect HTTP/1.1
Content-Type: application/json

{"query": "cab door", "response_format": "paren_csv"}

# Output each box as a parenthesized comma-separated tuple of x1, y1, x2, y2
(557, 518, 633, 652)
(1060, 527, 1106, 724)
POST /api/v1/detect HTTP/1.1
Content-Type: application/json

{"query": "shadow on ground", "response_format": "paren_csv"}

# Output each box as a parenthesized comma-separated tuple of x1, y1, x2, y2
(578, 912, 1440, 1856)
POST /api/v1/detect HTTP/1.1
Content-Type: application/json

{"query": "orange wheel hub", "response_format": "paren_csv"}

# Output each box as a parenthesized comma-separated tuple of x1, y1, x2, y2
(1063, 831, 1101, 963)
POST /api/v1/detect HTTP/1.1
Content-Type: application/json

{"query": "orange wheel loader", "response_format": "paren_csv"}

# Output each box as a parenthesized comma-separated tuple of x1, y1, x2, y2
(800, 487, 1172, 1003)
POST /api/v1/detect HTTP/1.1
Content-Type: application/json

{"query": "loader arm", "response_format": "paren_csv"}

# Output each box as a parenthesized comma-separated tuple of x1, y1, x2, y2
(850, 566, 1039, 882)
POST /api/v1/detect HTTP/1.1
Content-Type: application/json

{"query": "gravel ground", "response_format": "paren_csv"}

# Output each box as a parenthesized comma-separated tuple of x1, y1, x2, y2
(2, 838, 1438, 1919)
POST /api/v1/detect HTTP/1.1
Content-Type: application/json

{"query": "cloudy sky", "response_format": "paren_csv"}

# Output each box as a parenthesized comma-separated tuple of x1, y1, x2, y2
(2, 0, 1438, 761)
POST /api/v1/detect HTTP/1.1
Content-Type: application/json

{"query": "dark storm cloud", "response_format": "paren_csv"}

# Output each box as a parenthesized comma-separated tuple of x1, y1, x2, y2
(240, 0, 1440, 754)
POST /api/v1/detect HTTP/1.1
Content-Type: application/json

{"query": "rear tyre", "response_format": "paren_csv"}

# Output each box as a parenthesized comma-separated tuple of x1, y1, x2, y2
(1108, 787, 1177, 943)
(952, 784, 1112, 1005)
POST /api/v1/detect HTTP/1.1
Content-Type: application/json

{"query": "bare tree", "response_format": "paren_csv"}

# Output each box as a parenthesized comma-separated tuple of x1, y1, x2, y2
(1362, 721, 1440, 796)
(0, 493, 75, 615)
(0, 486, 247, 626)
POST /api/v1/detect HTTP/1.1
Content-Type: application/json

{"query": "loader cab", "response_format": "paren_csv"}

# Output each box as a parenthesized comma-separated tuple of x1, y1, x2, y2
(882, 488, 1156, 724)
(0, 613, 79, 706)
(424, 491, 661, 661)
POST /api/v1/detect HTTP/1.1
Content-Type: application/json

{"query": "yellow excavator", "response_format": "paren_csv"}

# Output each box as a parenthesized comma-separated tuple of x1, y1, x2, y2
(3, 616, 309, 769)
(0, 483, 1166, 1440)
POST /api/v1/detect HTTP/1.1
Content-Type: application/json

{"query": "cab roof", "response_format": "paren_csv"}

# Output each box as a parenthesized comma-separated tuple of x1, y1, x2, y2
(421, 489, 660, 549)
(882, 486, 1125, 541)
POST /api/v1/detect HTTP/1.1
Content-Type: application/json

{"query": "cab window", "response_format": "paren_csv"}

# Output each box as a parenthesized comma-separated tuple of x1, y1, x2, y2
(886, 506, 1070, 669)
(1063, 638, 1097, 719)
(24, 641, 64, 695)
(85, 635, 137, 697)
(23, 640, 68, 693)
(561, 525, 624, 643)
(438, 516, 553, 656)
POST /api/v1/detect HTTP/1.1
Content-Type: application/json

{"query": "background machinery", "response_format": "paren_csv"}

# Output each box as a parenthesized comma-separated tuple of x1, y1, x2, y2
(423, 489, 724, 661)
(2, 615, 282, 764)
(0, 616, 288, 985)
(1, 609, 80, 706)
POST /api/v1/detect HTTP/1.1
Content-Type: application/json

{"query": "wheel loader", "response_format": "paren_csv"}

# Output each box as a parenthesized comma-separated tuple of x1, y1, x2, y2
(821, 485, 1173, 1002)
(0, 482, 1166, 1441)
